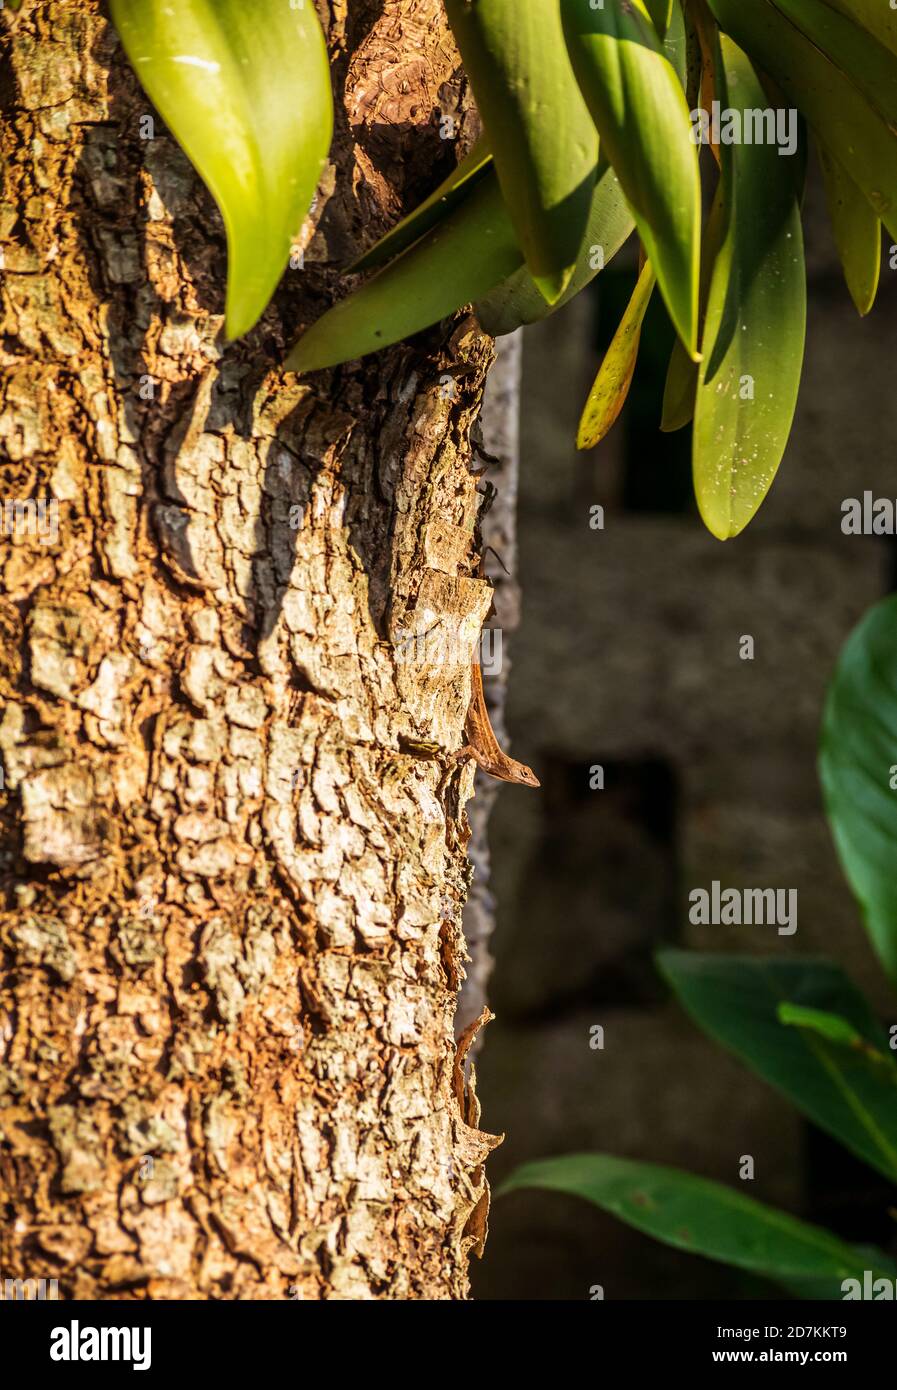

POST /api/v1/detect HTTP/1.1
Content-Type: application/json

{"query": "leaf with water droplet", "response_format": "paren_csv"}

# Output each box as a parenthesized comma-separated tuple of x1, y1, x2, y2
(692, 36, 806, 539)
(709, 0, 897, 240)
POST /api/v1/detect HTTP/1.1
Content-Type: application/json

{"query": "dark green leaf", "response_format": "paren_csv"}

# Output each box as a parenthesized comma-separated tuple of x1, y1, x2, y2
(444, 0, 597, 303)
(659, 950, 897, 1181)
(820, 594, 897, 983)
(823, 0, 897, 55)
(501, 1152, 897, 1298)
(708, 0, 897, 240)
(561, 0, 701, 357)
(772, 0, 897, 128)
(475, 162, 634, 337)
(818, 145, 881, 317)
(645, 0, 675, 40)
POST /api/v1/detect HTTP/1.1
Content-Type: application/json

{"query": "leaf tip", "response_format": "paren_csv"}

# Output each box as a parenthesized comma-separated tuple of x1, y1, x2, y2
(534, 267, 573, 306)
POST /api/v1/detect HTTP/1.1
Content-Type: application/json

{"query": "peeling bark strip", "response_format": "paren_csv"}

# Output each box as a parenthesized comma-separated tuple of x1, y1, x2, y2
(0, 1, 501, 1299)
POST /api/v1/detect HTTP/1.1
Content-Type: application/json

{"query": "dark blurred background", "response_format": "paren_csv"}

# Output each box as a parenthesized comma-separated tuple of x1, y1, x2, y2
(471, 163, 897, 1301)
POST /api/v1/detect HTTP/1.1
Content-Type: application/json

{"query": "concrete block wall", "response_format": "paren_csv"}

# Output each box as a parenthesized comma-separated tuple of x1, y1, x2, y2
(473, 170, 897, 1300)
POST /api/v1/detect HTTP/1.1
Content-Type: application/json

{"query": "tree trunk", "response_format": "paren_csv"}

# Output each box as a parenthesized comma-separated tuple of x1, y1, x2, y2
(0, 0, 501, 1300)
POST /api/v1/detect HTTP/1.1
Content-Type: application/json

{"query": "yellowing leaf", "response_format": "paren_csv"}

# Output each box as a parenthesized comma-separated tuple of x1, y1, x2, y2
(577, 261, 656, 449)
(111, 0, 333, 340)
(444, 0, 598, 304)
(561, 0, 701, 358)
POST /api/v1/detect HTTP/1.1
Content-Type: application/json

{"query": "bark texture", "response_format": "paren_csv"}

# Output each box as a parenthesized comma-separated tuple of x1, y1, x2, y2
(0, 0, 501, 1300)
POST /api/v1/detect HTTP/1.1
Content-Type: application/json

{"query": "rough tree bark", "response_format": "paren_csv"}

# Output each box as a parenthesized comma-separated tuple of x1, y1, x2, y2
(0, 0, 504, 1300)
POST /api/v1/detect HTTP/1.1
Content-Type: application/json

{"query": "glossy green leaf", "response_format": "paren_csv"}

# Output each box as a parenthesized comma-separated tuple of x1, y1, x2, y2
(286, 175, 523, 372)
(444, 0, 598, 304)
(659, 1, 707, 431)
(659, 950, 897, 1181)
(661, 180, 726, 432)
(812, 0, 897, 58)
(561, 0, 701, 357)
(818, 145, 880, 316)
(645, 0, 674, 39)
(708, 0, 897, 241)
(661, 339, 697, 433)
(577, 261, 656, 449)
(692, 36, 806, 540)
(772, 0, 897, 128)
(500, 1152, 897, 1298)
(475, 2, 685, 340)
(820, 595, 897, 984)
(661, 0, 688, 89)
(347, 138, 492, 274)
(111, 0, 332, 341)
(476, 162, 634, 336)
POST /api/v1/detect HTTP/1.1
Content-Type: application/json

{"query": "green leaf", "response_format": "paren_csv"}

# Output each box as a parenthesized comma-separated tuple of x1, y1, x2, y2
(110, 0, 332, 341)
(347, 139, 492, 274)
(286, 175, 523, 372)
(661, 338, 697, 433)
(820, 594, 897, 984)
(658, 950, 897, 1182)
(475, 167, 635, 337)
(771, 0, 897, 128)
(645, 0, 675, 40)
(561, 0, 701, 358)
(823, 0, 897, 55)
(777, 1003, 866, 1049)
(661, 0, 688, 88)
(500, 1152, 897, 1298)
(661, 180, 726, 433)
(818, 145, 881, 317)
(708, 0, 897, 241)
(577, 261, 656, 449)
(692, 36, 806, 540)
(444, 0, 598, 303)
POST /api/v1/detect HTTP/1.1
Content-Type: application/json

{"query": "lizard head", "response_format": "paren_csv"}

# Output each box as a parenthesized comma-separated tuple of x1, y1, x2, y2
(516, 763, 541, 789)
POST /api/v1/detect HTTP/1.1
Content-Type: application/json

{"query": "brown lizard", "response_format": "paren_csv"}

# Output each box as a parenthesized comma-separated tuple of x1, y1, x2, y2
(457, 657, 540, 788)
